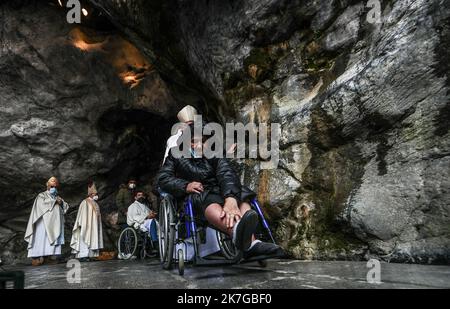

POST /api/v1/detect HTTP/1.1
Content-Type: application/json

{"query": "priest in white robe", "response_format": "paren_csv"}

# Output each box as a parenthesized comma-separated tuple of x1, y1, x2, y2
(70, 182, 103, 260)
(25, 176, 69, 266)
(162, 105, 198, 165)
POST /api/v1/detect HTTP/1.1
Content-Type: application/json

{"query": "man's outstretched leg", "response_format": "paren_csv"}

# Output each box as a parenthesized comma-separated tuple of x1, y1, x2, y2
(238, 202, 284, 259)
(204, 202, 258, 251)
(205, 201, 283, 259)
(149, 219, 158, 242)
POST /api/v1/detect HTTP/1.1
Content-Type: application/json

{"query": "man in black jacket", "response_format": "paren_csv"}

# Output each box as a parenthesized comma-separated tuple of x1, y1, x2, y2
(158, 125, 282, 259)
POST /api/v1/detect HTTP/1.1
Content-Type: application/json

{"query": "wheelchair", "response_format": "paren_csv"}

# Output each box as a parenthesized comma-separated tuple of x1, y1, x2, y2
(117, 224, 158, 260)
(158, 194, 277, 275)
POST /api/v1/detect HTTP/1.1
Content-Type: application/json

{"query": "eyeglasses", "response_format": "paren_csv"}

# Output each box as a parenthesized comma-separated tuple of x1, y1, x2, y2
(50, 186, 57, 188)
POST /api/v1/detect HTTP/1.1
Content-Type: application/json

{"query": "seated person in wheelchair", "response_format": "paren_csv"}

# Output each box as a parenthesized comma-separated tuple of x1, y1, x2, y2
(127, 191, 158, 249)
(158, 125, 283, 260)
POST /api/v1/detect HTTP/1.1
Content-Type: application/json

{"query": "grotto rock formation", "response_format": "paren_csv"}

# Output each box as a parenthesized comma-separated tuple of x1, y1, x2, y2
(89, 0, 450, 263)
(0, 1, 178, 263)
(0, 0, 449, 264)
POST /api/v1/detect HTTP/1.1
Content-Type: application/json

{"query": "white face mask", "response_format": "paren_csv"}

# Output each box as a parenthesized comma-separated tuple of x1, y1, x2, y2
(128, 183, 136, 189)
(92, 195, 99, 201)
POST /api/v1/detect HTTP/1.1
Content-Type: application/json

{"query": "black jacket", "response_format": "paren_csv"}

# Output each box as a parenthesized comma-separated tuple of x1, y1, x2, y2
(157, 150, 242, 201)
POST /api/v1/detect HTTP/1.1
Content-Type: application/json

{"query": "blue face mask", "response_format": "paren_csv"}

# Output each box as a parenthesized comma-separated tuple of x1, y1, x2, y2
(49, 187, 57, 196)
(190, 147, 202, 159)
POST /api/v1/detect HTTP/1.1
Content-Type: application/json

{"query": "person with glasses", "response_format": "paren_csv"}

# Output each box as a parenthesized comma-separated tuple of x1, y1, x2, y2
(158, 125, 283, 260)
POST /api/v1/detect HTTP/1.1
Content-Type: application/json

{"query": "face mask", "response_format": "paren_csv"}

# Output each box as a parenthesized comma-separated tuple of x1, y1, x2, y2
(137, 197, 145, 203)
(129, 183, 136, 189)
(49, 187, 57, 196)
(190, 147, 202, 159)
(92, 195, 99, 201)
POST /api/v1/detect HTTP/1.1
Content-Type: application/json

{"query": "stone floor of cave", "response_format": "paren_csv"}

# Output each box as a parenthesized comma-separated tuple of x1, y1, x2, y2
(4, 259, 450, 289)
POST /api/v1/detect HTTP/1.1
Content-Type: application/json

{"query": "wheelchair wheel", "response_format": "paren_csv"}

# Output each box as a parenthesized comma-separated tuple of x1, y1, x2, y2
(178, 249, 184, 276)
(118, 227, 138, 259)
(216, 230, 239, 260)
(159, 196, 175, 270)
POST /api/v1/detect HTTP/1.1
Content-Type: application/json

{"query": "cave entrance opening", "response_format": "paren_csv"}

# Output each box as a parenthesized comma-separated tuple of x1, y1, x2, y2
(98, 108, 175, 200)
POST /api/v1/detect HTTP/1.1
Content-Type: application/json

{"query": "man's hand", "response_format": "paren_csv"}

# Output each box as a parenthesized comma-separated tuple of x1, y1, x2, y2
(220, 197, 241, 229)
(56, 197, 63, 205)
(227, 143, 237, 154)
(147, 211, 157, 219)
(186, 182, 204, 194)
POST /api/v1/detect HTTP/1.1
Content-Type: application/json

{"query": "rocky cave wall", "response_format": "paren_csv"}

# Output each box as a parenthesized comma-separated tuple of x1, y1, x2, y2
(0, 1, 180, 263)
(0, 0, 449, 264)
(89, 0, 450, 263)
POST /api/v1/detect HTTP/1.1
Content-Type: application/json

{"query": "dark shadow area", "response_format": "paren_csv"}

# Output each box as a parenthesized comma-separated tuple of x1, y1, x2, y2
(98, 108, 175, 185)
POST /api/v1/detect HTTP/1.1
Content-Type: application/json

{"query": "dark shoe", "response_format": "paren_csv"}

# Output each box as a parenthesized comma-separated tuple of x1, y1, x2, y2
(31, 257, 44, 266)
(43, 256, 59, 265)
(233, 210, 258, 251)
(152, 241, 159, 252)
(78, 257, 90, 262)
(243, 241, 284, 260)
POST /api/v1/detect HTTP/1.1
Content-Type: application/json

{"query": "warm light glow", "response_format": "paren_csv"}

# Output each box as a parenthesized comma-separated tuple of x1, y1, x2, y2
(72, 39, 100, 51)
(58, 0, 63, 7)
(121, 72, 141, 89)
(69, 28, 151, 89)
(124, 75, 136, 83)
(69, 28, 105, 52)
(82, 8, 88, 16)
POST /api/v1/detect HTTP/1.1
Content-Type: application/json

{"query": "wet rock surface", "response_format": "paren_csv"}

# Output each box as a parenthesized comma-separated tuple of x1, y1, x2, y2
(5, 259, 450, 289)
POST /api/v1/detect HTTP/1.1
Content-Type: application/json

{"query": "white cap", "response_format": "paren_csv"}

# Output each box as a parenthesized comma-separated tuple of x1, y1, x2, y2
(177, 105, 198, 123)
